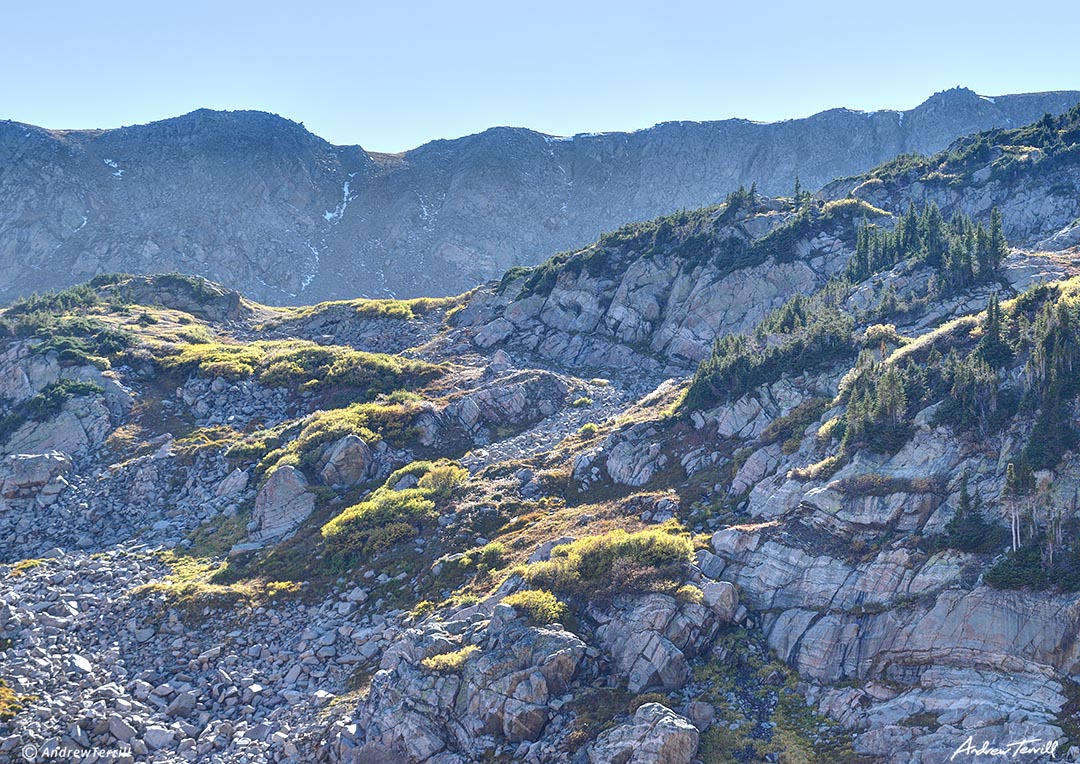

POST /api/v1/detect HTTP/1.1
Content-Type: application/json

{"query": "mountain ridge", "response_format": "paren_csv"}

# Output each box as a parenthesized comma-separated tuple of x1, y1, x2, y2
(2, 87, 1078, 304)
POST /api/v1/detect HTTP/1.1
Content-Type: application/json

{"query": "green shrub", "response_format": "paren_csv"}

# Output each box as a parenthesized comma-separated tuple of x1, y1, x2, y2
(0, 380, 104, 444)
(410, 600, 436, 619)
(502, 589, 567, 624)
(323, 488, 435, 546)
(524, 527, 693, 602)
(578, 423, 599, 437)
(321, 461, 466, 565)
(417, 464, 469, 499)
(571, 396, 593, 407)
(254, 401, 422, 477)
(685, 297, 854, 410)
(984, 542, 1049, 589)
(476, 541, 506, 568)
(675, 584, 704, 604)
(159, 339, 441, 397)
(420, 645, 478, 672)
(940, 475, 1007, 554)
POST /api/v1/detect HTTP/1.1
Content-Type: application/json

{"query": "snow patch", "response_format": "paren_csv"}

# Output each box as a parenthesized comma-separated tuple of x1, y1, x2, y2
(103, 158, 124, 179)
(979, 95, 996, 104)
(324, 181, 353, 222)
(301, 243, 320, 290)
(74, 216, 88, 233)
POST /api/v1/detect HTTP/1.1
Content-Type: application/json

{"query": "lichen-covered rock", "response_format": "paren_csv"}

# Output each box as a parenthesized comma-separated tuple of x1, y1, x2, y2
(444, 370, 569, 436)
(214, 467, 249, 497)
(588, 703, 699, 764)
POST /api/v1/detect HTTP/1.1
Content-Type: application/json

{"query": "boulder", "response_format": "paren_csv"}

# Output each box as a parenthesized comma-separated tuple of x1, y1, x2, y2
(699, 581, 739, 623)
(0, 451, 72, 508)
(606, 440, 665, 487)
(2, 395, 113, 457)
(319, 434, 374, 488)
(445, 370, 568, 434)
(252, 466, 315, 541)
(214, 468, 249, 497)
(588, 703, 699, 764)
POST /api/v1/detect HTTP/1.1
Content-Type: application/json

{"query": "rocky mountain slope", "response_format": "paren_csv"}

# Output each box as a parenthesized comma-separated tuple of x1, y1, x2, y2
(824, 101, 1080, 250)
(4, 159, 1080, 763)
(3, 88, 1078, 304)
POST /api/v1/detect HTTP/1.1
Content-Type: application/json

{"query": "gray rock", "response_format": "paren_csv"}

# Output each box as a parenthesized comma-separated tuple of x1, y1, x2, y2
(251, 465, 315, 541)
(319, 434, 374, 488)
(588, 703, 699, 764)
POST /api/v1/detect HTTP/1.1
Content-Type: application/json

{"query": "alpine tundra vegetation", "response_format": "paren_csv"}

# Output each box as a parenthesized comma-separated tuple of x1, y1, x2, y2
(4, 100, 1080, 764)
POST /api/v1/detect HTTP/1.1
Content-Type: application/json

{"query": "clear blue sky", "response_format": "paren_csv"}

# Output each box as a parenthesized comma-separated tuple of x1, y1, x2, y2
(3, 0, 1077, 153)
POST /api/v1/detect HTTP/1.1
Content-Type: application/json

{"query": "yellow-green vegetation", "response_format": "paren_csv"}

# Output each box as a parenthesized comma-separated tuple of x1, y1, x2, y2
(0, 679, 31, 721)
(454, 541, 507, 577)
(502, 589, 567, 624)
(321, 461, 468, 564)
(284, 295, 458, 322)
(136, 551, 301, 617)
(578, 422, 599, 437)
(571, 396, 593, 407)
(246, 399, 428, 477)
(5, 557, 44, 574)
(410, 600, 437, 619)
(523, 525, 692, 602)
(420, 645, 478, 673)
(675, 583, 704, 605)
(186, 513, 251, 558)
(815, 416, 843, 443)
(158, 339, 441, 396)
(353, 296, 457, 320)
(417, 464, 469, 498)
(173, 426, 245, 456)
(789, 454, 843, 482)
(6, 558, 44, 577)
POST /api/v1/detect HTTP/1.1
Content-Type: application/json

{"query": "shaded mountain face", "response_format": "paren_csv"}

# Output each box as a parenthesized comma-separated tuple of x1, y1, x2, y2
(2, 87, 1078, 304)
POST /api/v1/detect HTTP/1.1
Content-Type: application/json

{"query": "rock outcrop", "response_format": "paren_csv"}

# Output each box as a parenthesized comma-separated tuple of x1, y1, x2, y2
(592, 594, 720, 693)
(588, 703, 699, 764)
(341, 605, 586, 763)
(0, 451, 72, 509)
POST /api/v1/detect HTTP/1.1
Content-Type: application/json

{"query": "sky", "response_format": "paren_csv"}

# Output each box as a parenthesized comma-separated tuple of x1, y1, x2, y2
(3, 0, 1078, 153)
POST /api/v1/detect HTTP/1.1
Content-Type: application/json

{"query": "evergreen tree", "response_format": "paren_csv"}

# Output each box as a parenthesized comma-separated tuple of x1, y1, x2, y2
(988, 207, 1007, 273)
(874, 365, 907, 425)
(979, 292, 1011, 366)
